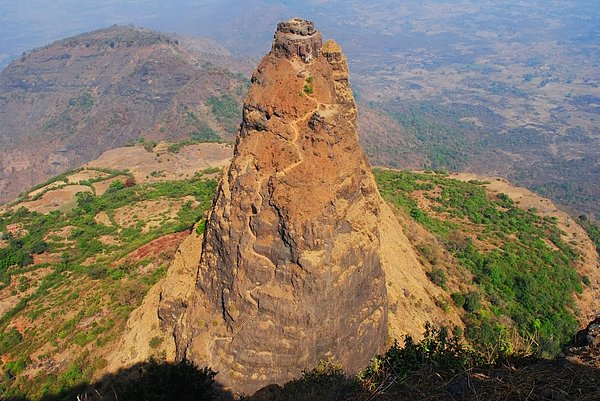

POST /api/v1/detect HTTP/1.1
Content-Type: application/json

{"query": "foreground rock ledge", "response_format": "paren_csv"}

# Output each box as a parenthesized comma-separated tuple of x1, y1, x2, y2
(173, 18, 388, 393)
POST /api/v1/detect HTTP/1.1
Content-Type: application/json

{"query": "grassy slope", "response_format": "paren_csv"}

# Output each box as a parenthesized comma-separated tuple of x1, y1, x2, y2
(375, 169, 584, 357)
(0, 168, 217, 399)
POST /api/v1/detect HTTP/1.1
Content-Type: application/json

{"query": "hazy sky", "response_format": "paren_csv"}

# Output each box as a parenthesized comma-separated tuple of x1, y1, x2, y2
(1, 0, 599, 69)
(0, 0, 308, 66)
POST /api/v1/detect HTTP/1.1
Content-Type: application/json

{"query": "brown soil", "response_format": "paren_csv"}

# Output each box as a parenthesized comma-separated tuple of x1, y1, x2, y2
(6, 142, 233, 216)
(28, 181, 65, 198)
(379, 202, 464, 341)
(21, 185, 92, 213)
(32, 252, 62, 265)
(112, 196, 197, 233)
(44, 225, 75, 244)
(86, 142, 232, 185)
(94, 211, 113, 226)
(66, 169, 110, 183)
(0, 267, 52, 317)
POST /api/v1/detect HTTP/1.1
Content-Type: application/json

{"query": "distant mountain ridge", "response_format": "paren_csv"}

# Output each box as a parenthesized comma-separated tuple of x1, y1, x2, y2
(0, 25, 249, 204)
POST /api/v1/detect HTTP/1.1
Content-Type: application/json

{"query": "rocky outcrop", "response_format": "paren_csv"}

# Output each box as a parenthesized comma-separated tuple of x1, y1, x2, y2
(176, 19, 388, 393)
(271, 18, 322, 62)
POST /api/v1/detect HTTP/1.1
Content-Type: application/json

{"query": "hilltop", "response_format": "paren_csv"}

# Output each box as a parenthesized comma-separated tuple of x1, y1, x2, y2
(0, 25, 249, 205)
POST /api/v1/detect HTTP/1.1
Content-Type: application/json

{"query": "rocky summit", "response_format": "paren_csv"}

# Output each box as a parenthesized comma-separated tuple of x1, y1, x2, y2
(175, 18, 388, 393)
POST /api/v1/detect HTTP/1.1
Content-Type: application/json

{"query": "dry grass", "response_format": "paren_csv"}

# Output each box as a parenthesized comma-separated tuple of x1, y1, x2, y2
(346, 357, 600, 401)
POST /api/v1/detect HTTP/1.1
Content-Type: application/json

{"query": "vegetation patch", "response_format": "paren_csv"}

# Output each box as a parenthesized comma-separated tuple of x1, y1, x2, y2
(303, 75, 314, 95)
(0, 174, 218, 398)
(205, 95, 241, 135)
(375, 169, 583, 357)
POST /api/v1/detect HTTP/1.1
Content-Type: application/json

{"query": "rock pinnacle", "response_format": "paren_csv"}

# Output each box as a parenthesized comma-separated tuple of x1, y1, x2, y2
(176, 19, 388, 394)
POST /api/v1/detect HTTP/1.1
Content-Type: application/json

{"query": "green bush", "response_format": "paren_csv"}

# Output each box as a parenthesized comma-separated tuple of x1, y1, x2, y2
(274, 359, 358, 401)
(107, 180, 125, 192)
(359, 324, 479, 391)
(465, 317, 511, 357)
(0, 328, 23, 355)
(205, 95, 241, 135)
(374, 169, 582, 356)
(582, 275, 591, 286)
(451, 292, 465, 308)
(87, 265, 108, 280)
(149, 336, 163, 349)
(463, 292, 482, 312)
(3, 356, 30, 380)
(427, 268, 447, 289)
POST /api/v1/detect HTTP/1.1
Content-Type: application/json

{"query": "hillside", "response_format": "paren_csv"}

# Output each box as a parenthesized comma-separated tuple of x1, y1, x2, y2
(0, 142, 228, 399)
(2, 0, 599, 249)
(0, 140, 597, 399)
(0, 25, 248, 205)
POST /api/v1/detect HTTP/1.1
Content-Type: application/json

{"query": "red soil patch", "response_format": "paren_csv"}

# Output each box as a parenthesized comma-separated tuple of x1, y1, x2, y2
(113, 231, 190, 266)
(12, 318, 30, 335)
(32, 253, 62, 265)
(5, 223, 28, 237)
(1, 354, 11, 366)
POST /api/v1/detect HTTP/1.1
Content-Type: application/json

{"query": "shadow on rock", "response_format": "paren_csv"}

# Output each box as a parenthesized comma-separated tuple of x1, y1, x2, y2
(5, 358, 232, 401)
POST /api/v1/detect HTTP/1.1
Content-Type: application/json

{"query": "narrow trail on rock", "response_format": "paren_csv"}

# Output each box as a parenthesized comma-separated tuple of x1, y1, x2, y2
(275, 98, 320, 177)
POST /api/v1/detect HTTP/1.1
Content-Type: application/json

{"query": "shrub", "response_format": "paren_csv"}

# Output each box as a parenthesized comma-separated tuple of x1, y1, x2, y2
(87, 266, 108, 280)
(275, 359, 358, 401)
(30, 240, 49, 254)
(451, 292, 465, 308)
(463, 292, 482, 312)
(4, 356, 30, 379)
(0, 328, 23, 355)
(107, 180, 125, 193)
(125, 177, 137, 188)
(582, 275, 591, 286)
(195, 220, 207, 236)
(427, 268, 447, 289)
(149, 336, 163, 349)
(206, 95, 241, 134)
(359, 324, 478, 391)
(142, 140, 158, 152)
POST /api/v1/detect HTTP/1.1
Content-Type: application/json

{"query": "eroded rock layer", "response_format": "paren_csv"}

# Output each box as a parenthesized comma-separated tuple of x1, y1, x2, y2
(177, 18, 388, 393)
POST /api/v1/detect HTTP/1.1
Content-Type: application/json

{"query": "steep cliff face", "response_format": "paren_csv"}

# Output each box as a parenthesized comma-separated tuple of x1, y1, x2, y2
(177, 19, 388, 393)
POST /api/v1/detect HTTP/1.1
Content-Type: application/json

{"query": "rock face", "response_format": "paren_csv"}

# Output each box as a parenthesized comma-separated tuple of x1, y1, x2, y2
(177, 18, 388, 393)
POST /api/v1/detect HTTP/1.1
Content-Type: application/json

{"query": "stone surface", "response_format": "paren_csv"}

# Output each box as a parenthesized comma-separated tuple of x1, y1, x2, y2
(176, 19, 388, 393)
(272, 18, 322, 62)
